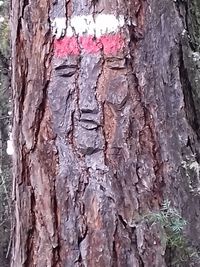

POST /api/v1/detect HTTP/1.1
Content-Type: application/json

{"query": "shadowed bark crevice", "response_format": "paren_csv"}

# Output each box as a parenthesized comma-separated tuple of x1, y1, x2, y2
(23, 189, 36, 267)
(179, 42, 200, 137)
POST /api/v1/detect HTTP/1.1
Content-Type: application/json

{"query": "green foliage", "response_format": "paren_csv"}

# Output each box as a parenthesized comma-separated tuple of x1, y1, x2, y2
(0, 0, 10, 139)
(145, 200, 200, 266)
(0, 20, 9, 56)
(147, 200, 187, 248)
(0, 1, 12, 266)
(0, 1, 9, 58)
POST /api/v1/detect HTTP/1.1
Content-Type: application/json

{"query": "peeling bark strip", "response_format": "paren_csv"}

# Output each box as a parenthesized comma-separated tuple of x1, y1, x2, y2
(52, 15, 125, 56)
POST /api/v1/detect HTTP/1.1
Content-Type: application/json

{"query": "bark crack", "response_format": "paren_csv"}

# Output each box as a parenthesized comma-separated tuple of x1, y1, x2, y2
(52, 185, 61, 267)
(112, 217, 118, 267)
(31, 80, 49, 152)
(23, 187, 36, 267)
(179, 39, 200, 138)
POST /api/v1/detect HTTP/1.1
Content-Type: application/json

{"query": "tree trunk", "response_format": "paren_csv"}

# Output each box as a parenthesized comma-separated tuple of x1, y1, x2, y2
(11, 0, 200, 266)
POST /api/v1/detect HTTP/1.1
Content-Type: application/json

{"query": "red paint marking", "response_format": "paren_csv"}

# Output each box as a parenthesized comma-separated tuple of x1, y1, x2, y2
(54, 34, 124, 57)
(100, 34, 124, 55)
(54, 37, 80, 57)
(79, 36, 102, 54)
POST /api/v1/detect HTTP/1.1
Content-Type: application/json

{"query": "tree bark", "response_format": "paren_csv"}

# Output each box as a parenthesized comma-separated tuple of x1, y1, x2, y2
(11, 0, 200, 266)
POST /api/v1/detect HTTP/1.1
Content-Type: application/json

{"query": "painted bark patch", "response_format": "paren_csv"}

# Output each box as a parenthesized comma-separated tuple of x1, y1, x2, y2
(52, 15, 125, 56)
(54, 37, 80, 56)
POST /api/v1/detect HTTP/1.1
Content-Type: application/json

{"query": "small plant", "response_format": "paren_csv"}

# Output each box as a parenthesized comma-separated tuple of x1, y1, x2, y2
(145, 200, 200, 266)
(147, 200, 187, 248)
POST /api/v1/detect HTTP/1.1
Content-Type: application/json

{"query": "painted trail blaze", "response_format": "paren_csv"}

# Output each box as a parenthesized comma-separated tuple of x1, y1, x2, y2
(52, 14, 125, 57)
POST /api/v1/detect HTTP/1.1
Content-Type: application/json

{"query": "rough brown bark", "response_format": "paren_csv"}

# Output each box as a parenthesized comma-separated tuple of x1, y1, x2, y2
(11, 0, 200, 266)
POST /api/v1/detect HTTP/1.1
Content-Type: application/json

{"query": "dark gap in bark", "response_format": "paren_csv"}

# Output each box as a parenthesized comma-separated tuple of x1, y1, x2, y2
(76, 224, 88, 265)
(118, 214, 127, 228)
(31, 80, 49, 152)
(23, 189, 36, 267)
(22, 0, 30, 18)
(78, 225, 88, 246)
(52, 185, 61, 266)
(165, 247, 174, 267)
(138, 257, 145, 267)
(111, 220, 118, 267)
(179, 44, 200, 138)
(21, 153, 30, 186)
(76, 253, 83, 265)
(112, 240, 118, 267)
(18, 58, 28, 126)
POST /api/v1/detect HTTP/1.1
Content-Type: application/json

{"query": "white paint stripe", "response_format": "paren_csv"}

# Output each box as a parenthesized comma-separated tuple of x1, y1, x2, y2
(52, 17, 67, 38)
(52, 14, 125, 39)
